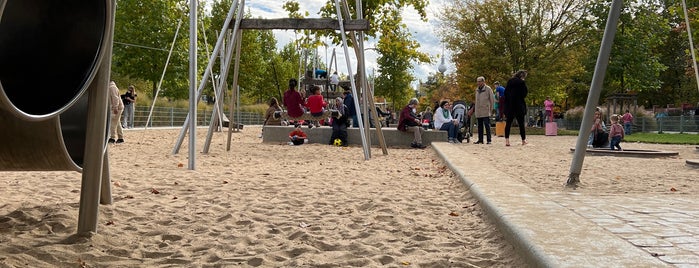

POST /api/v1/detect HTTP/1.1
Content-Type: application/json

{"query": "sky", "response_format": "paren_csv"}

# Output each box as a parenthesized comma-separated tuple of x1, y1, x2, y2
(214, 0, 450, 88)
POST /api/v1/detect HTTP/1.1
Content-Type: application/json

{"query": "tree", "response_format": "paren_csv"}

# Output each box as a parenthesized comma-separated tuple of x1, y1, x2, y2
(439, 0, 590, 106)
(374, 8, 431, 106)
(584, 0, 670, 108)
(113, 0, 193, 99)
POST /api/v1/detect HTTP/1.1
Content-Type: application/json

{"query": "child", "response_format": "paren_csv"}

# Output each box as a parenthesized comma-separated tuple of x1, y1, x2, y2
(288, 124, 308, 145)
(304, 85, 327, 128)
(609, 114, 624, 151)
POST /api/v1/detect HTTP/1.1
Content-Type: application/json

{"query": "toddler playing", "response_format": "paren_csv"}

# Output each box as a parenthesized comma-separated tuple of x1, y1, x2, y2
(608, 114, 624, 151)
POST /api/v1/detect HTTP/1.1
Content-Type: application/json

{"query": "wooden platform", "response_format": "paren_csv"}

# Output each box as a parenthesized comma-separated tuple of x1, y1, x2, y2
(569, 148, 679, 158)
(262, 125, 448, 147)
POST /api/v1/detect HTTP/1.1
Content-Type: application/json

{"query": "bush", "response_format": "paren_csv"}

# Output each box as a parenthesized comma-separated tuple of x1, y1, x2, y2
(564, 105, 657, 130)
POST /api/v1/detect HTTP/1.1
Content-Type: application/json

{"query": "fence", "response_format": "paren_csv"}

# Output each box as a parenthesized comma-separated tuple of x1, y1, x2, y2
(128, 105, 265, 128)
(560, 116, 699, 134)
(128, 105, 699, 133)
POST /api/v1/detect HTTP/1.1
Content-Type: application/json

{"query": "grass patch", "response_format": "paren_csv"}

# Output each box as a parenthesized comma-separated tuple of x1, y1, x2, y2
(624, 133, 699, 145)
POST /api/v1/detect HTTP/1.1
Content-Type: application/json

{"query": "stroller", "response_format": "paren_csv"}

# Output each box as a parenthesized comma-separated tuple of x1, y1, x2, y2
(452, 100, 472, 143)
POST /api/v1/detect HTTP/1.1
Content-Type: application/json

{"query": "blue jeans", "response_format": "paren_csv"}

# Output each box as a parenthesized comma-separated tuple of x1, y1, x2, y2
(624, 122, 632, 135)
(439, 121, 459, 140)
(610, 136, 622, 150)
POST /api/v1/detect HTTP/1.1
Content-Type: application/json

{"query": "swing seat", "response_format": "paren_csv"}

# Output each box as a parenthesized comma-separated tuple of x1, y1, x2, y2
(274, 109, 341, 121)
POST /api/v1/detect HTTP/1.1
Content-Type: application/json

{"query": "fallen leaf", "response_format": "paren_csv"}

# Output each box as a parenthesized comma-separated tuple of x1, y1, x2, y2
(615, 176, 621, 180)
(177, 163, 184, 168)
(113, 181, 121, 187)
(670, 187, 677, 192)
(105, 220, 115, 226)
(401, 261, 411, 265)
(299, 222, 309, 228)
(151, 188, 160, 194)
(124, 195, 134, 199)
(449, 212, 459, 216)
(172, 196, 178, 200)
(174, 182, 179, 185)
(223, 181, 229, 184)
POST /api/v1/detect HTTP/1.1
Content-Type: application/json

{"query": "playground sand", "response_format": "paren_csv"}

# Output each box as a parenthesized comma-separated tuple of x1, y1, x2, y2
(1, 126, 696, 267)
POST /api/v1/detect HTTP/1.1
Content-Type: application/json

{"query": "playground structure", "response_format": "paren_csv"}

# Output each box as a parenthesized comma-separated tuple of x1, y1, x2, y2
(172, 0, 389, 161)
(0, 0, 116, 234)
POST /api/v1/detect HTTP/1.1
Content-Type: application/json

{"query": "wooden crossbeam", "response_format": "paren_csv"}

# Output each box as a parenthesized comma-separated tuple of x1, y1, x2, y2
(237, 18, 369, 31)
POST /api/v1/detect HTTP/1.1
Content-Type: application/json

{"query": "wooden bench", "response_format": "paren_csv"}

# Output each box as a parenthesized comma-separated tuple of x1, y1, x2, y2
(262, 125, 448, 146)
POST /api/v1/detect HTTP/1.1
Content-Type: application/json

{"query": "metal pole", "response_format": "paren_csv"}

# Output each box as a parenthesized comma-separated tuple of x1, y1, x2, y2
(567, 0, 623, 187)
(334, 0, 369, 160)
(145, 19, 182, 130)
(77, 0, 115, 234)
(173, 0, 239, 154)
(188, 0, 197, 170)
(682, 0, 699, 94)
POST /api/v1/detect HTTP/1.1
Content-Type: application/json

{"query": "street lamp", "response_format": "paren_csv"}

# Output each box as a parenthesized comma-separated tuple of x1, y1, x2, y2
(438, 45, 447, 73)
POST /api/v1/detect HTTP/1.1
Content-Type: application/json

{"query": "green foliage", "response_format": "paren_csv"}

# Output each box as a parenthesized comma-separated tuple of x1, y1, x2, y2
(584, 0, 670, 101)
(439, 0, 590, 107)
(113, 0, 197, 99)
(624, 133, 699, 145)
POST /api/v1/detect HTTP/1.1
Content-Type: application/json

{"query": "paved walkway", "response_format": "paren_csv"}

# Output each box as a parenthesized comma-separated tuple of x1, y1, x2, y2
(433, 143, 699, 268)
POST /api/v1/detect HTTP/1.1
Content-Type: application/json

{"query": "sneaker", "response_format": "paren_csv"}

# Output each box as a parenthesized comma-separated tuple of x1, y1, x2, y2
(108, 138, 116, 144)
(411, 142, 419, 148)
(416, 143, 427, 149)
(447, 138, 454, 143)
(487, 141, 492, 144)
(473, 140, 484, 144)
(116, 139, 124, 144)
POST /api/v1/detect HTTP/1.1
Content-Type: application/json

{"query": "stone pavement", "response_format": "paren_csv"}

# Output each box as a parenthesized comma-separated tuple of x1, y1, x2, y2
(432, 143, 699, 268)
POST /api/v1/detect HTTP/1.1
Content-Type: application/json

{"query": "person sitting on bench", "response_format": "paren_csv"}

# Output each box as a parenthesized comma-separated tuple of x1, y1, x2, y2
(276, 79, 341, 121)
(283, 78, 304, 118)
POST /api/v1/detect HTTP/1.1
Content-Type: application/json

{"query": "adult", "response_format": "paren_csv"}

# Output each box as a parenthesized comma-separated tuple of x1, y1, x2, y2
(122, 85, 137, 128)
(544, 96, 554, 122)
(329, 71, 340, 92)
(695, 103, 699, 130)
(504, 70, 529, 146)
(397, 98, 426, 149)
(329, 97, 349, 146)
(263, 97, 286, 126)
(433, 100, 460, 143)
(494, 81, 505, 121)
(108, 81, 125, 144)
(343, 90, 358, 127)
(473, 76, 495, 144)
(283, 78, 304, 118)
(621, 109, 634, 135)
(589, 108, 608, 148)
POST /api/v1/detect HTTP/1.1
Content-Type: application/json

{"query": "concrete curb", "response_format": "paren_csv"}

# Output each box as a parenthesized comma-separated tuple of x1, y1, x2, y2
(432, 145, 555, 267)
(431, 143, 668, 267)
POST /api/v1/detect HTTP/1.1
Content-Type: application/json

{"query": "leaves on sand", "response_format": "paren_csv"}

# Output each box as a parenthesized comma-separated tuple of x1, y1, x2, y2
(150, 188, 160, 194)
(177, 163, 184, 168)
(670, 187, 677, 192)
(449, 211, 460, 216)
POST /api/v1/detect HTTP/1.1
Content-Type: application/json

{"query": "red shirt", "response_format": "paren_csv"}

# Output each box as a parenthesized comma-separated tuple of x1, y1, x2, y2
(305, 95, 326, 114)
(289, 129, 307, 139)
(283, 89, 304, 117)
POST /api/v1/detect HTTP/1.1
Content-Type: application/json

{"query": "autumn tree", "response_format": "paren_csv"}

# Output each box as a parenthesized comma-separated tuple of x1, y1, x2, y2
(439, 0, 590, 106)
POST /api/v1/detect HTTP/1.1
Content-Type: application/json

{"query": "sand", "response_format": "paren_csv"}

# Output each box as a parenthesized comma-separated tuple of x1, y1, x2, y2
(1, 126, 529, 267)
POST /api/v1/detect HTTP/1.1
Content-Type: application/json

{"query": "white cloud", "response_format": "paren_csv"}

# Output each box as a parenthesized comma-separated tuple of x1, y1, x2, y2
(209, 0, 451, 83)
